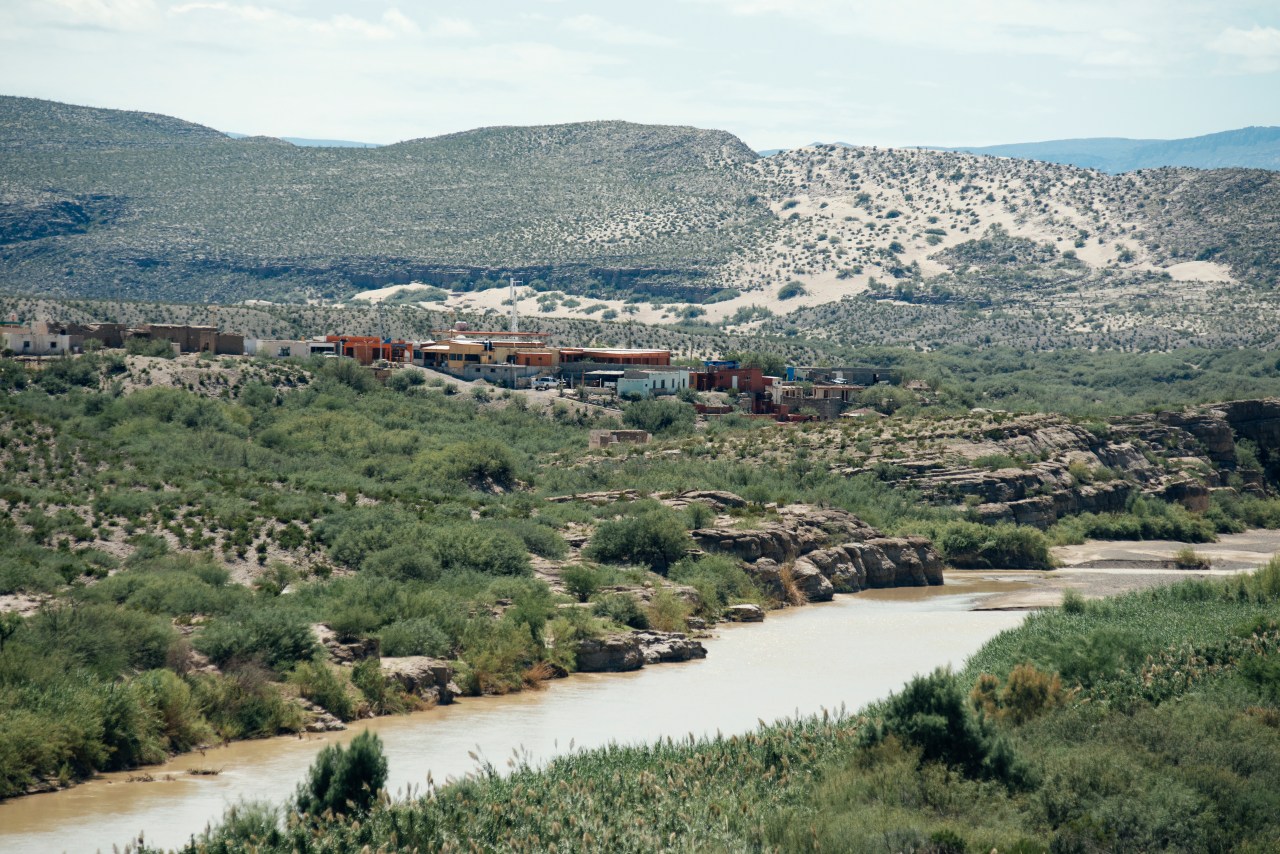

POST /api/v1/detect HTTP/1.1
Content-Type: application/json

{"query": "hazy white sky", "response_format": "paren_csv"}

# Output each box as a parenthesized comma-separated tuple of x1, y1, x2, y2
(2, 0, 1278, 149)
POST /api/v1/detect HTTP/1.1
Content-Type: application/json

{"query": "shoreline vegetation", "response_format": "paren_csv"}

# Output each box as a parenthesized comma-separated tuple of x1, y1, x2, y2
(148, 558, 1280, 853)
(3, 341, 1280, 815)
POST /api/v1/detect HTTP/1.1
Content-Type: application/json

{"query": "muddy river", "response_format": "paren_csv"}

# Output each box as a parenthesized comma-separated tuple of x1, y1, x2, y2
(0, 584, 1027, 853)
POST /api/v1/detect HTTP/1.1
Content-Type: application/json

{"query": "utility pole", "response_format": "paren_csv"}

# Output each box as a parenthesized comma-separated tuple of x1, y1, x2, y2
(508, 277, 522, 334)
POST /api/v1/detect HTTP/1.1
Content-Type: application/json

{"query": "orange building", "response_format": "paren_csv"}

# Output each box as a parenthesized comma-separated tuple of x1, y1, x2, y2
(325, 336, 415, 365)
(557, 348, 670, 366)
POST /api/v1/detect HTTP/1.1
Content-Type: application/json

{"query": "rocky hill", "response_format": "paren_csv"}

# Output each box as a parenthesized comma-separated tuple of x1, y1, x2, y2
(3, 97, 1280, 351)
(0, 97, 768, 304)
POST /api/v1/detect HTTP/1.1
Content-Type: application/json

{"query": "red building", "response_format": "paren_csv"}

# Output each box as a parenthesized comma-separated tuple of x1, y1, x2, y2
(692, 366, 769, 394)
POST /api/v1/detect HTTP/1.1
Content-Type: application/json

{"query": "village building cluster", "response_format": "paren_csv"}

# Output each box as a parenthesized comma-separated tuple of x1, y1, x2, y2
(2, 317, 903, 421)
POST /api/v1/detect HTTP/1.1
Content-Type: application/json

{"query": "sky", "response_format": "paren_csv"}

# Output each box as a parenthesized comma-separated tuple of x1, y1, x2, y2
(1, 1, 1278, 150)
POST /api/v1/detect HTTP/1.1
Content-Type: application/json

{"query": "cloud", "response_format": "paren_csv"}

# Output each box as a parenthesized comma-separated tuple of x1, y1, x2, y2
(560, 14, 675, 47)
(169, 3, 419, 41)
(45, 0, 158, 30)
(684, 0, 1207, 76)
(427, 16, 476, 39)
(1210, 25, 1280, 72)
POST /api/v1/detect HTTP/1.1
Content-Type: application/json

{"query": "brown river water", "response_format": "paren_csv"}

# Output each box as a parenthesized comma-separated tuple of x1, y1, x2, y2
(0, 583, 1028, 853)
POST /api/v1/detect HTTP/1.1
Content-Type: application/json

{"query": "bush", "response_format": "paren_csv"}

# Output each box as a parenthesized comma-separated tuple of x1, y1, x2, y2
(778, 280, 807, 300)
(561, 564, 602, 603)
(868, 668, 1032, 789)
(593, 593, 650, 630)
(290, 662, 356, 721)
(351, 658, 410, 715)
(191, 669, 306, 740)
(622, 399, 695, 437)
(193, 610, 318, 671)
(295, 730, 387, 818)
(446, 440, 517, 489)
(970, 663, 1067, 725)
(669, 554, 756, 617)
(928, 521, 1052, 570)
(379, 617, 451, 658)
(646, 588, 689, 633)
(585, 509, 693, 574)
(1173, 546, 1210, 569)
(387, 370, 425, 392)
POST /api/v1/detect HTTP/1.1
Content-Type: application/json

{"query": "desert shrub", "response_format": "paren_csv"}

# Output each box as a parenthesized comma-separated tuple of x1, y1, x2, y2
(1049, 495, 1217, 544)
(560, 564, 603, 603)
(351, 658, 410, 715)
(290, 662, 356, 721)
(646, 588, 689, 633)
(459, 619, 540, 695)
(927, 521, 1052, 569)
(684, 502, 716, 529)
(622, 399, 695, 437)
(585, 508, 693, 574)
(544, 608, 602, 672)
(669, 554, 756, 617)
(190, 669, 306, 740)
(22, 603, 175, 678)
(866, 668, 1032, 789)
(431, 524, 531, 576)
(1040, 628, 1147, 688)
(1060, 588, 1086, 614)
(970, 663, 1067, 725)
(495, 518, 567, 559)
(126, 337, 178, 358)
(973, 453, 1022, 471)
(1239, 652, 1280, 703)
(295, 730, 387, 818)
(593, 593, 650, 630)
(193, 609, 317, 671)
(446, 440, 517, 489)
(1173, 546, 1210, 569)
(387, 370, 425, 392)
(134, 668, 212, 752)
(379, 618, 451, 658)
(778, 281, 807, 300)
(328, 605, 379, 642)
(361, 543, 442, 582)
(315, 357, 374, 392)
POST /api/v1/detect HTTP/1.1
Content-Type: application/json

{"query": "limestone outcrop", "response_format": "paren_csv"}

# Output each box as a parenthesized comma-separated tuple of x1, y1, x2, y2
(690, 503, 944, 598)
(312, 623, 380, 664)
(723, 603, 766, 622)
(380, 656, 461, 705)
(574, 634, 645, 672)
(634, 630, 707, 663)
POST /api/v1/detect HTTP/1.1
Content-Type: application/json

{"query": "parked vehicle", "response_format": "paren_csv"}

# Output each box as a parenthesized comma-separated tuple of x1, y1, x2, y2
(532, 377, 560, 390)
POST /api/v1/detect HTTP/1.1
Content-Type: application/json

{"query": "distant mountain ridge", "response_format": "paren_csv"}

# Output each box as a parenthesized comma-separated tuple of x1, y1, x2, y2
(944, 126, 1280, 173)
(226, 132, 381, 148)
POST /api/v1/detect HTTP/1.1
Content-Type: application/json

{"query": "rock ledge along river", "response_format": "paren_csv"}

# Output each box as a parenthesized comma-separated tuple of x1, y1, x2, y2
(1, 588, 1028, 853)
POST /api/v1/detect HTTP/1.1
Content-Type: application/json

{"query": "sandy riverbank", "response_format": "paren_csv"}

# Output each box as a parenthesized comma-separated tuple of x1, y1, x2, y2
(953, 529, 1280, 611)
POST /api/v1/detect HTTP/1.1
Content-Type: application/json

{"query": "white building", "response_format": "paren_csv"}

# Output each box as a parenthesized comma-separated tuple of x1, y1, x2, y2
(616, 367, 692, 399)
(2, 330, 77, 356)
(244, 338, 308, 358)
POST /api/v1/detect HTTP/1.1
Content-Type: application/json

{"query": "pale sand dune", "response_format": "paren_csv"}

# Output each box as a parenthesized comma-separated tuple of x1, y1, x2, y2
(1165, 260, 1234, 282)
(350, 283, 438, 303)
